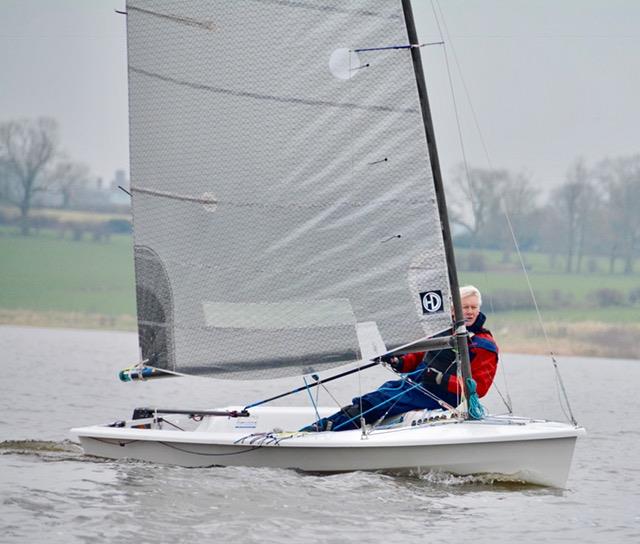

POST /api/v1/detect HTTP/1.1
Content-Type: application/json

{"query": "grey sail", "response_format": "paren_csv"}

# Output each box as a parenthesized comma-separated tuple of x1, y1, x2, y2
(127, 0, 451, 379)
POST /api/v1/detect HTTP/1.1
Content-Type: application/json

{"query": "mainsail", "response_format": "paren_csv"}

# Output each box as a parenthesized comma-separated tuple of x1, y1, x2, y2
(127, 0, 451, 379)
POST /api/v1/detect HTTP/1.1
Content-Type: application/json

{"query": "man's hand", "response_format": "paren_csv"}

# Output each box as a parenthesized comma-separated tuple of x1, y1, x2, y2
(422, 368, 444, 386)
(378, 354, 404, 372)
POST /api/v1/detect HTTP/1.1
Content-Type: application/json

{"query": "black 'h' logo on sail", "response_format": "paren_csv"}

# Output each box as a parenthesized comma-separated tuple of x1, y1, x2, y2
(420, 290, 444, 314)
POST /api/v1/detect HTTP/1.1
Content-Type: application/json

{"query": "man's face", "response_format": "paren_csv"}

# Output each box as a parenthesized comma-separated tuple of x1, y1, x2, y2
(461, 294, 480, 327)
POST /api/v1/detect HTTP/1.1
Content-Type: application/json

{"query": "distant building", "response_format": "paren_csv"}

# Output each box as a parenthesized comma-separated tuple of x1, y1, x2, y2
(29, 169, 131, 212)
(109, 169, 131, 207)
(111, 169, 129, 191)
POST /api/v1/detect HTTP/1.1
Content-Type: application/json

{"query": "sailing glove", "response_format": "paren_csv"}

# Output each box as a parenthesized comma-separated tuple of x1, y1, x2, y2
(422, 368, 445, 387)
(379, 354, 404, 372)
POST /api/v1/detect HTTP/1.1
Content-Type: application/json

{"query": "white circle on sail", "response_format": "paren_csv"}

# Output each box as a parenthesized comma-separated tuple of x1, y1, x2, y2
(329, 48, 361, 80)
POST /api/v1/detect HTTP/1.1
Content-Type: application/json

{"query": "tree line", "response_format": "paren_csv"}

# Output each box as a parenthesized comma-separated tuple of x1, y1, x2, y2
(447, 157, 640, 275)
(1, 118, 639, 274)
(0, 117, 95, 235)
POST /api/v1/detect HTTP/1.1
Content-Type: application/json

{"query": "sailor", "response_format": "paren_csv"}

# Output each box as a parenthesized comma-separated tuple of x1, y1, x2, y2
(302, 285, 499, 432)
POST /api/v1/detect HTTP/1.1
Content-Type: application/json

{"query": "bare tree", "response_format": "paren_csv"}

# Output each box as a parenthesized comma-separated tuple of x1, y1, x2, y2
(448, 165, 540, 258)
(51, 160, 91, 209)
(491, 171, 539, 259)
(0, 160, 10, 202)
(448, 165, 509, 245)
(552, 158, 599, 273)
(0, 117, 60, 234)
(596, 155, 640, 274)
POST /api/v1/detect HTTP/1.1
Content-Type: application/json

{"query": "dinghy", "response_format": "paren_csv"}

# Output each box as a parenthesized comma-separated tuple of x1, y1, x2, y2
(72, 0, 584, 488)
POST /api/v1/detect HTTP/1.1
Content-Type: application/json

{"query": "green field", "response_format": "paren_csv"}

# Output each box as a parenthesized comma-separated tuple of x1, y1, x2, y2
(0, 228, 135, 317)
(1, 226, 639, 357)
(1, 229, 638, 320)
(456, 246, 634, 275)
(456, 248, 640, 319)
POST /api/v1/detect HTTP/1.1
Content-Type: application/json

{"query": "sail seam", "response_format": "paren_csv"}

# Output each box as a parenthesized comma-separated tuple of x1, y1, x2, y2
(130, 67, 418, 114)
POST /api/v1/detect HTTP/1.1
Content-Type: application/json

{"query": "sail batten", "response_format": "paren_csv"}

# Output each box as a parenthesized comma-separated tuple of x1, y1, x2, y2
(130, 66, 419, 114)
(128, 0, 452, 379)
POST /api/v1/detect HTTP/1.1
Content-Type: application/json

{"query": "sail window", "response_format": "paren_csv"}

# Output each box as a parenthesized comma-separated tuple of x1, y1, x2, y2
(202, 299, 356, 330)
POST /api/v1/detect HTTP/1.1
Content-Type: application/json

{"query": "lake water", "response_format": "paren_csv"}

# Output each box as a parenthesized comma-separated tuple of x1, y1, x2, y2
(1, 325, 639, 543)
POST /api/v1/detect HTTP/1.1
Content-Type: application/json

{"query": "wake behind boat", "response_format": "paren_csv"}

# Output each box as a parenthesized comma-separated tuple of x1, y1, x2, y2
(72, 0, 583, 487)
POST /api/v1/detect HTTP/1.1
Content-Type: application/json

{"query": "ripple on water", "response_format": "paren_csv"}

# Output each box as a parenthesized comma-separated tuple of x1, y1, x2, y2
(2, 327, 640, 544)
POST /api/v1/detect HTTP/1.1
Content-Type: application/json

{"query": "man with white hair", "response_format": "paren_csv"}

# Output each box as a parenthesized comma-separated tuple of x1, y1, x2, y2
(303, 285, 499, 432)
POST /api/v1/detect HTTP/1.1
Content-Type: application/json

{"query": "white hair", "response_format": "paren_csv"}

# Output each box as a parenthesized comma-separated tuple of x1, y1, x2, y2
(460, 284, 482, 306)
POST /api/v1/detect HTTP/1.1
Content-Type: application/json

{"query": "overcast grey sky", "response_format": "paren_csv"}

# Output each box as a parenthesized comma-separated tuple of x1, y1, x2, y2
(1, 0, 638, 191)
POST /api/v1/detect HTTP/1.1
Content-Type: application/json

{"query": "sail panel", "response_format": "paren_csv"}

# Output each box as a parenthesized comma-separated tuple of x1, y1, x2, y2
(127, 0, 451, 379)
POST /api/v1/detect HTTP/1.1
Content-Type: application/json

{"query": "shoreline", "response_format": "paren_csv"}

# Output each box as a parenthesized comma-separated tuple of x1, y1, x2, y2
(491, 320, 640, 360)
(0, 309, 136, 332)
(1, 309, 638, 361)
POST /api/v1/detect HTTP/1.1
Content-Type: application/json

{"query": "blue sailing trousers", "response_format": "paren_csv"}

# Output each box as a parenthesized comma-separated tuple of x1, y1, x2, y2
(326, 364, 459, 431)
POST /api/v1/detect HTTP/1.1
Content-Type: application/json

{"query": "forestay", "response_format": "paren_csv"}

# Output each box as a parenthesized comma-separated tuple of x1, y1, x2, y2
(127, 0, 451, 379)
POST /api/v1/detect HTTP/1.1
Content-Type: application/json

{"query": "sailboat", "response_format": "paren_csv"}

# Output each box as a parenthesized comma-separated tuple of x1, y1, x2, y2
(71, 0, 584, 487)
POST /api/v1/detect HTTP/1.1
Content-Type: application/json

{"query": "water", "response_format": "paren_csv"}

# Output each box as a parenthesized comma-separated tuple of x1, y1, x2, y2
(1, 326, 639, 543)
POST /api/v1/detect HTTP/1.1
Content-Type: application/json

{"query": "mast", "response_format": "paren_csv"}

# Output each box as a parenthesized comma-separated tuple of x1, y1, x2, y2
(401, 0, 473, 403)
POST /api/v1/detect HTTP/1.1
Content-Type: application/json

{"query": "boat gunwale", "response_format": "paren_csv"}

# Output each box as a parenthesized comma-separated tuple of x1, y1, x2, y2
(71, 419, 584, 449)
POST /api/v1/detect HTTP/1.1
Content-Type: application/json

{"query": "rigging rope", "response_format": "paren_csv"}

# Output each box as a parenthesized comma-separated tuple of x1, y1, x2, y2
(333, 381, 423, 431)
(348, 47, 366, 435)
(303, 376, 322, 425)
(502, 205, 577, 425)
(430, 0, 577, 425)
(370, 365, 461, 429)
(428, 0, 511, 415)
(430, 0, 512, 415)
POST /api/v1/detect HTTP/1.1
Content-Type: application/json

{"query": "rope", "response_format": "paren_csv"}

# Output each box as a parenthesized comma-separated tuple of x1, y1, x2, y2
(502, 208, 577, 426)
(303, 377, 322, 425)
(430, 1, 514, 415)
(368, 369, 422, 428)
(333, 381, 423, 431)
(335, 366, 461, 432)
(398, 367, 458, 412)
(465, 378, 486, 420)
(313, 374, 321, 406)
(158, 441, 262, 457)
(431, 0, 577, 425)
(318, 381, 349, 411)
(370, 368, 460, 430)
(347, 47, 366, 435)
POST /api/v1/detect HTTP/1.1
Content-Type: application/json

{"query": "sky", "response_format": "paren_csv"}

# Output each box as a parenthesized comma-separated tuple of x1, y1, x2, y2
(1, 0, 639, 192)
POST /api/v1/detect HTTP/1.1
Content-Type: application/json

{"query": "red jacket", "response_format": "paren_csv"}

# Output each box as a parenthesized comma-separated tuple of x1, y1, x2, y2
(395, 329, 498, 398)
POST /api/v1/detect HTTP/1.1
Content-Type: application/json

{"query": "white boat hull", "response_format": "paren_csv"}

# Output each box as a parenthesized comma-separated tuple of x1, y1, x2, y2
(71, 407, 584, 488)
